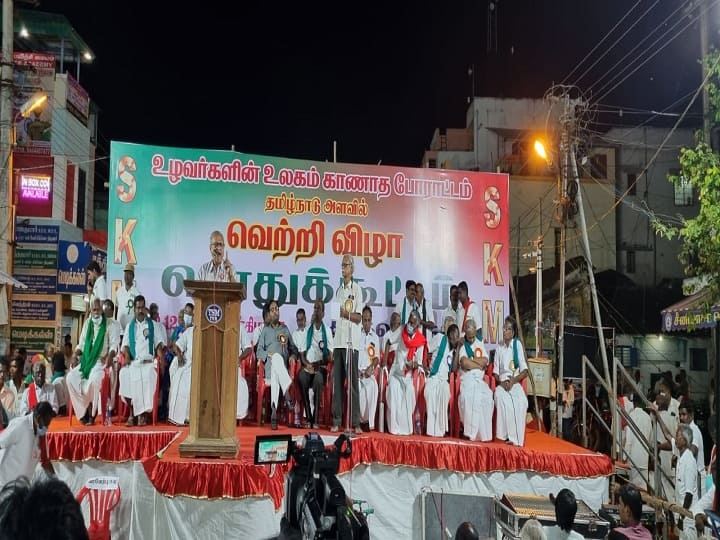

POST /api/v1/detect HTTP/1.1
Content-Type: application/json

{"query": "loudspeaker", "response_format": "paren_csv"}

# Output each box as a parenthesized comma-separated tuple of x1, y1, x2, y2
(559, 325, 614, 379)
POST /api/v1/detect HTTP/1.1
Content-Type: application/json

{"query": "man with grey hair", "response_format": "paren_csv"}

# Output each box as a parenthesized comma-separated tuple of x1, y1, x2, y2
(674, 423, 697, 539)
(458, 318, 494, 441)
(425, 318, 460, 437)
(386, 310, 426, 435)
(197, 230, 236, 282)
(331, 254, 363, 434)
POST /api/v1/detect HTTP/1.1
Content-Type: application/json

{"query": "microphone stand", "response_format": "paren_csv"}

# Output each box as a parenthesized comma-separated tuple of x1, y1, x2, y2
(344, 298, 354, 437)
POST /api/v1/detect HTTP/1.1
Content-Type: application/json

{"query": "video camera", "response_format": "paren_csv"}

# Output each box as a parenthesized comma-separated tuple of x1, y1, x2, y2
(256, 432, 369, 540)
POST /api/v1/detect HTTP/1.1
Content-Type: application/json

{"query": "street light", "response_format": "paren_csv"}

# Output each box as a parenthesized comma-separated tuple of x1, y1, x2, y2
(18, 92, 47, 119)
(534, 139, 551, 165)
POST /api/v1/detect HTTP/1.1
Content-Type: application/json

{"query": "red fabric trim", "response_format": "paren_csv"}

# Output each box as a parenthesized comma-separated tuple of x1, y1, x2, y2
(28, 383, 38, 410)
(47, 430, 177, 462)
(462, 300, 475, 332)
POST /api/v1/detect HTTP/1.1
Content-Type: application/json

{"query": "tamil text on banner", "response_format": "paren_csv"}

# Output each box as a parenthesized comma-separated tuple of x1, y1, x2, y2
(108, 142, 510, 346)
(13, 52, 55, 156)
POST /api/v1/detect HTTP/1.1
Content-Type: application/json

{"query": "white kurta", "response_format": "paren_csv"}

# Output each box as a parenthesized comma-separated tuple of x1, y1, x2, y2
(624, 406, 652, 490)
(676, 449, 698, 538)
(657, 409, 678, 500)
(237, 326, 252, 420)
(119, 318, 164, 415)
(382, 326, 401, 358)
(20, 382, 58, 415)
(115, 284, 141, 331)
(393, 297, 419, 325)
(457, 300, 482, 335)
(67, 317, 120, 419)
(458, 338, 493, 441)
(495, 338, 529, 446)
(424, 333, 453, 437)
(358, 329, 379, 429)
(168, 326, 193, 425)
(386, 336, 423, 435)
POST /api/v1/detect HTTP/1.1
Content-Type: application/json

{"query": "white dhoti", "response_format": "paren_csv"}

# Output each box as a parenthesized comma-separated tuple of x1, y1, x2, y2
(358, 375, 378, 429)
(386, 372, 415, 435)
(52, 378, 68, 410)
(424, 376, 450, 437)
(168, 357, 191, 425)
(495, 382, 528, 446)
(266, 353, 291, 409)
(237, 368, 248, 420)
(119, 359, 158, 415)
(66, 362, 106, 419)
(459, 371, 494, 441)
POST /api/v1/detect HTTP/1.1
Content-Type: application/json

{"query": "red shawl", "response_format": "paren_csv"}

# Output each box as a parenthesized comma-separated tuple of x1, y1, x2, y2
(402, 326, 426, 375)
(28, 383, 39, 410)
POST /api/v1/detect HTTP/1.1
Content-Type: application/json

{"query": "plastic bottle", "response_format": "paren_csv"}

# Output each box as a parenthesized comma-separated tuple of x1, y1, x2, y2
(104, 401, 112, 426)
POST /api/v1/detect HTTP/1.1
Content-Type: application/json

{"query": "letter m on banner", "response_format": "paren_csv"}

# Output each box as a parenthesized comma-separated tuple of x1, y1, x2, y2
(114, 218, 137, 264)
(482, 299, 504, 344)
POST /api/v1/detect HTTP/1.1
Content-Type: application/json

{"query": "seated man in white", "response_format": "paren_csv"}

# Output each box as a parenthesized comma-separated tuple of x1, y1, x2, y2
(21, 361, 58, 416)
(169, 323, 194, 426)
(358, 306, 380, 431)
(67, 298, 121, 425)
(494, 315, 529, 446)
(386, 310, 426, 435)
(458, 318, 494, 441)
(103, 299, 124, 413)
(297, 300, 332, 429)
(382, 312, 401, 366)
(237, 324, 253, 423)
(119, 295, 165, 426)
(425, 318, 460, 437)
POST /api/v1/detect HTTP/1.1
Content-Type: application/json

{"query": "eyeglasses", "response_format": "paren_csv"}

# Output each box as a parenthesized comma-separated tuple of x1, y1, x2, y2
(341, 263, 351, 268)
(211, 242, 225, 248)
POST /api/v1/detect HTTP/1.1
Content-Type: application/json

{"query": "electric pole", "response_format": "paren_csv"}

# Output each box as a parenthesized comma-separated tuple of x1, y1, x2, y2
(0, 0, 13, 283)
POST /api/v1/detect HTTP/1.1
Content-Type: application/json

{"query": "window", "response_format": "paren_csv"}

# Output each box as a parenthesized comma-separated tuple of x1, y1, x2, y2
(627, 173, 637, 196)
(617, 345, 633, 368)
(690, 348, 708, 371)
(672, 169, 694, 206)
(626, 250, 636, 273)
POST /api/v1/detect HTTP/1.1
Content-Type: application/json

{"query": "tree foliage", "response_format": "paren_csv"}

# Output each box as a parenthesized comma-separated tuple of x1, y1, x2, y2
(653, 51, 720, 302)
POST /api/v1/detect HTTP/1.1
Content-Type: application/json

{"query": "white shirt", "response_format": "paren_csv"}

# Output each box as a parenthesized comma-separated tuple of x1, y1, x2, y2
(175, 326, 194, 365)
(91, 274, 108, 304)
(676, 448, 698, 507)
(457, 300, 482, 334)
(358, 329, 380, 372)
(394, 297, 419, 325)
(441, 305, 459, 327)
(543, 525, 584, 540)
(496, 338, 528, 382)
(625, 407, 652, 469)
(121, 318, 165, 361)
(115, 284, 141, 331)
(292, 328, 308, 353)
(382, 326, 401, 355)
(21, 382, 58, 415)
(428, 333, 454, 380)
(302, 322, 334, 364)
(458, 337, 488, 376)
(197, 260, 235, 282)
(672, 421, 705, 477)
(334, 279, 362, 351)
(78, 316, 121, 359)
(0, 414, 41, 486)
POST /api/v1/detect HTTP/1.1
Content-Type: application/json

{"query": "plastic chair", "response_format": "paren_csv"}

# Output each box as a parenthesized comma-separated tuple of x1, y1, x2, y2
(240, 349, 257, 422)
(76, 476, 121, 540)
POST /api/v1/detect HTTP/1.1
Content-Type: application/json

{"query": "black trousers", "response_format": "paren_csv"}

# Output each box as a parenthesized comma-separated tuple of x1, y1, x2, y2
(331, 349, 359, 428)
(298, 368, 324, 424)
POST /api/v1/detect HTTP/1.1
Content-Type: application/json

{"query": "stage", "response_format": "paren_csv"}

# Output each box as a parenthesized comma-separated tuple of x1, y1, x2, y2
(46, 417, 613, 539)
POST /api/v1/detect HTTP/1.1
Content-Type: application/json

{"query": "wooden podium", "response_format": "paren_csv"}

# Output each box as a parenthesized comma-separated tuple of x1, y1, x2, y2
(179, 279, 246, 458)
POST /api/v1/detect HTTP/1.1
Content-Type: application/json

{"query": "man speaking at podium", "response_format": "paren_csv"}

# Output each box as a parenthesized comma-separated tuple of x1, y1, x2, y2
(197, 230, 236, 283)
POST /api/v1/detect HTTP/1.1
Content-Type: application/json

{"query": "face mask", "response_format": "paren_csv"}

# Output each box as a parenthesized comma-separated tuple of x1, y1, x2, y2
(37, 425, 48, 437)
(405, 323, 415, 335)
(92, 315, 102, 324)
(183, 314, 193, 326)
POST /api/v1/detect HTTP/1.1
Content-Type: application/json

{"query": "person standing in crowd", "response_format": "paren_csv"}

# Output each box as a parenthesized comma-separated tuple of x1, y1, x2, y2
(0, 361, 14, 427)
(544, 489, 583, 539)
(562, 379, 575, 441)
(119, 295, 165, 426)
(0, 401, 56, 486)
(21, 362, 58, 416)
(394, 280, 418, 325)
(115, 263, 141, 332)
(495, 316, 529, 446)
(425, 318, 459, 437)
(609, 484, 652, 540)
(623, 394, 652, 490)
(7, 356, 26, 417)
(297, 299, 332, 429)
(691, 415, 717, 539)
(331, 254, 363, 435)
(197, 230, 236, 282)
(520, 519, 547, 540)
(415, 282, 436, 342)
(673, 424, 697, 539)
(456, 281, 482, 335)
(357, 306, 379, 432)
(442, 284, 460, 327)
(86, 260, 108, 305)
(256, 300, 298, 430)
(458, 318, 493, 441)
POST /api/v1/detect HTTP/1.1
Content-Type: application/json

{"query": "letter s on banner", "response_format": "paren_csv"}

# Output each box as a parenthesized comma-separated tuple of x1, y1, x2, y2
(483, 186, 501, 229)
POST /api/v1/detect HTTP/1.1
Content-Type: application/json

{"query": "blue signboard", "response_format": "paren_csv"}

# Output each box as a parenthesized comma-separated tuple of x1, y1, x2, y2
(56, 241, 91, 294)
(11, 299, 56, 321)
(12, 273, 57, 295)
(15, 221, 59, 244)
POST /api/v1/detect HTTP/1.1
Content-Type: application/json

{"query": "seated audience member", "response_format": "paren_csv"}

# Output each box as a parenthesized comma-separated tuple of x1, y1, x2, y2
(169, 323, 195, 426)
(458, 318, 493, 441)
(544, 488, 583, 539)
(520, 518, 547, 540)
(50, 352, 68, 415)
(0, 401, 56, 486)
(0, 477, 88, 540)
(609, 484, 652, 540)
(296, 299, 332, 429)
(424, 319, 459, 437)
(357, 306, 379, 431)
(21, 362, 58, 415)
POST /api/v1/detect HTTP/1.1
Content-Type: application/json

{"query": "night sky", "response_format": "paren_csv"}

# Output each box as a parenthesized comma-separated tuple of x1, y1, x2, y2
(35, 0, 708, 173)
